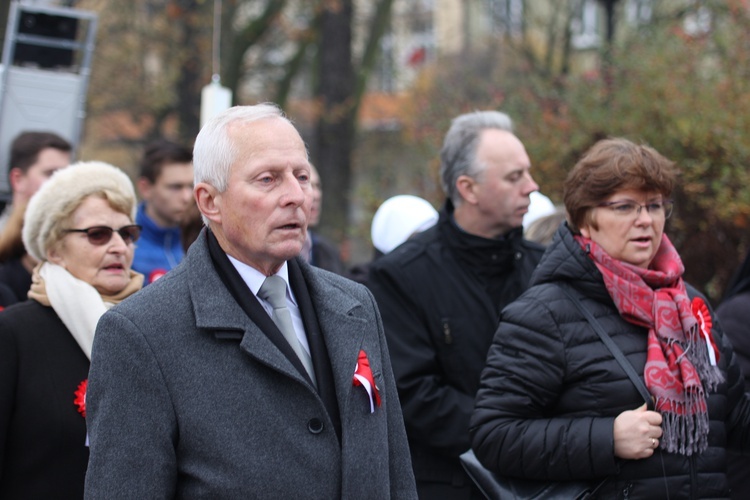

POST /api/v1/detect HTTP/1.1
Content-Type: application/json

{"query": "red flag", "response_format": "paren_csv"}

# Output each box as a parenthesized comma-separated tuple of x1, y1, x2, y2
(407, 46, 426, 66)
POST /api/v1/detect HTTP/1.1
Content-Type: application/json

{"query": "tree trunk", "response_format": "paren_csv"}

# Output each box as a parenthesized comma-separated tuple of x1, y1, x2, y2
(175, 0, 205, 143)
(314, 0, 354, 242)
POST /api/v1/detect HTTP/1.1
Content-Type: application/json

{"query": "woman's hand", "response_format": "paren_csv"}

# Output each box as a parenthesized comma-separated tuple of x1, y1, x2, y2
(613, 403, 663, 459)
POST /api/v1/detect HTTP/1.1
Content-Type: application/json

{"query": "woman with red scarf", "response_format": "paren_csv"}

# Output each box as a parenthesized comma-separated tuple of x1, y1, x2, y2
(470, 138, 750, 499)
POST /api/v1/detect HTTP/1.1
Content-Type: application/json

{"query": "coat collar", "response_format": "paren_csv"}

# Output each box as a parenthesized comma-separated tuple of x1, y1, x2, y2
(184, 229, 368, 403)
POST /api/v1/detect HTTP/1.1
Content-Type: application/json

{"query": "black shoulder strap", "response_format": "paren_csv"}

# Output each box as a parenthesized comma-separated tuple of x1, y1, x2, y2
(560, 284, 654, 410)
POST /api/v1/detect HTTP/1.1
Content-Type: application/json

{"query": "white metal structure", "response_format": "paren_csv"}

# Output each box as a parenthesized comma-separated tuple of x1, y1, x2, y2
(0, 1, 97, 199)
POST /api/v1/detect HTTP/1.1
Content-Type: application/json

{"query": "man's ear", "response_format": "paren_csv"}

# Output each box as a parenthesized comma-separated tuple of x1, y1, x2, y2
(455, 175, 478, 205)
(195, 183, 221, 225)
(8, 167, 26, 192)
(136, 177, 153, 200)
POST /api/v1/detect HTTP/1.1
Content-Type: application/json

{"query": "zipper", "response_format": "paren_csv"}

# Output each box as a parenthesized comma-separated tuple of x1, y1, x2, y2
(621, 482, 633, 499)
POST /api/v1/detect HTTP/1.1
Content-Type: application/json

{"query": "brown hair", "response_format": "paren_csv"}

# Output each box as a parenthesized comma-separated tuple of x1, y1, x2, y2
(139, 139, 193, 183)
(563, 138, 677, 232)
(9, 131, 72, 174)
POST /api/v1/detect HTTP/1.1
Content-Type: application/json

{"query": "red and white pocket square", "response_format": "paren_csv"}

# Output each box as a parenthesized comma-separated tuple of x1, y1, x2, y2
(352, 350, 381, 413)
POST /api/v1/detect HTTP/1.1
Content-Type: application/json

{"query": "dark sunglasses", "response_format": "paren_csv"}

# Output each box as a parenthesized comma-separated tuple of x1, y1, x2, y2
(63, 225, 142, 245)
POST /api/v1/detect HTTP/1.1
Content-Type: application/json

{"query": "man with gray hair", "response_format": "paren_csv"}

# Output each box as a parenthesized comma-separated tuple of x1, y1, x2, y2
(368, 110, 545, 499)
(84, 103, 416, 498)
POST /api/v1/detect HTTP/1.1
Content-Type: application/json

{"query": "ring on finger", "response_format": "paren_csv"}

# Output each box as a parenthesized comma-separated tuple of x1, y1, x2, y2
(651, 438, 657, 448)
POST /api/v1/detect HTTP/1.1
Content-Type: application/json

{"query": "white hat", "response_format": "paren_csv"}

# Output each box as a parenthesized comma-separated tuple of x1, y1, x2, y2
(371, 195, 439, 254)
(523, 191, 556, 230)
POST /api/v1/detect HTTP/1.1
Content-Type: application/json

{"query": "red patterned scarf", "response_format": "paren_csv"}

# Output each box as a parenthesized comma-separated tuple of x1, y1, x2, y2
(575, 234, 723, 455)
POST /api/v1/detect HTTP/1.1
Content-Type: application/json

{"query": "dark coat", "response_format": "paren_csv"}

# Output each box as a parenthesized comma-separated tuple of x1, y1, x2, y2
(717, 293, 750, 388)
(310, 231, 346, 276)
(0, 258, 32, 307)
(84, 230, 416, 499)
(471, 223, 750, 499)
(0, 300, 90, 500)
(717, 291, 750, 499)
(367, 204, 544, 495)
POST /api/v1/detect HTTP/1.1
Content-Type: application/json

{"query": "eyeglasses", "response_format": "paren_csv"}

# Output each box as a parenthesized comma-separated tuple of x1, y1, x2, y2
(597, 200, 673, 219)
(63, 225, 142, 245)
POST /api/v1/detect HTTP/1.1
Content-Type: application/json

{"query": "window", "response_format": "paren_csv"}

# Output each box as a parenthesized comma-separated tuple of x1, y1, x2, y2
(571, 0, 600, 49)
(683, 5, 712, 37)
(625, 0, 653, 26)
(487, 0, 524, 36)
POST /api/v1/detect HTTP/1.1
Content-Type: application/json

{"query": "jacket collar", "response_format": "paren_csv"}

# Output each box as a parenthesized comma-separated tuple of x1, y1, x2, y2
(530, 222, 612, 304)
(439, 199, 525, 278)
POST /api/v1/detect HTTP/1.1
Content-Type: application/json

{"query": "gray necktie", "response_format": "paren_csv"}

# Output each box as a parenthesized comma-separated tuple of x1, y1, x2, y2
(257, 275, 316, 386)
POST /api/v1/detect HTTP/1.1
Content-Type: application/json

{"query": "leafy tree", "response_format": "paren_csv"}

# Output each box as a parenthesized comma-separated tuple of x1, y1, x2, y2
(80, 0, 394, 251)
(82, 0, 212, 151)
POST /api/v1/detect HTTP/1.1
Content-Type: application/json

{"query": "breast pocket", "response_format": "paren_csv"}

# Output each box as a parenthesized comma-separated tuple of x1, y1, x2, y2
(434, 315, 494, 390)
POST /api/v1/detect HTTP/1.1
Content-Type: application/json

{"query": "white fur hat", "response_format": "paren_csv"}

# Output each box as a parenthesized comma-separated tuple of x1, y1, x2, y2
(23, 161, 137, 262)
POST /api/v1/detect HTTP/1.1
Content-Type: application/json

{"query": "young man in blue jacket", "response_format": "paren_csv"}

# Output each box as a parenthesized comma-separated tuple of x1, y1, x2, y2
(133, 140, 194, 283)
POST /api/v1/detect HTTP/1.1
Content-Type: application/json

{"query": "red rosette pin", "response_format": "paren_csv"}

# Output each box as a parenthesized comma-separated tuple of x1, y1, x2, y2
(74, 379, 88, 418)
(691, 297, 719, 365)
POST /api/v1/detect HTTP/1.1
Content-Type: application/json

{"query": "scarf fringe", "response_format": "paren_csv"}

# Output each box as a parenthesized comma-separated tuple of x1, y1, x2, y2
(685, 326, 725, 391)
(661, 333, 721, 456)
(658, 396, 710, 455)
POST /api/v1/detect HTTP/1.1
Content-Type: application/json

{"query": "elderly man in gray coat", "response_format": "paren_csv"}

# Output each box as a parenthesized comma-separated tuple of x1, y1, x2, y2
(84, 104, 416, 499)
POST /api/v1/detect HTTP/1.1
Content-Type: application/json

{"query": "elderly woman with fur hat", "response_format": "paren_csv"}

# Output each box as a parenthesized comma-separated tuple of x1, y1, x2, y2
(0, 161, 143, 499)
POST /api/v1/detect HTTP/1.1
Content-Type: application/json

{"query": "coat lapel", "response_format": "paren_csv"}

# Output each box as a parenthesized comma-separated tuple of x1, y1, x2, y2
(184, 231, 310, 387)
(299, 262, 368, 417)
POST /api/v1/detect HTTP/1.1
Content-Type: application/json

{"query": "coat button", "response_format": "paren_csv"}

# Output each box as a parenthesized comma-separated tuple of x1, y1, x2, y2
(307, 418, 324, 434)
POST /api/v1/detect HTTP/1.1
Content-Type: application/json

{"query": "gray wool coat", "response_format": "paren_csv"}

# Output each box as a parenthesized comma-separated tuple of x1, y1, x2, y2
(84, 231, 416, 499)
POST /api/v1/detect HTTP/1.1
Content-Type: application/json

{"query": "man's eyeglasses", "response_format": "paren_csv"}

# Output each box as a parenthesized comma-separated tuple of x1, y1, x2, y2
(63, 225, 142, 245)
(597, 200, 673, 220)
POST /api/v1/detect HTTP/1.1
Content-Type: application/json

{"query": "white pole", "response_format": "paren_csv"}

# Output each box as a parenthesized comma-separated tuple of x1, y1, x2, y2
(200, 0, 231, 126)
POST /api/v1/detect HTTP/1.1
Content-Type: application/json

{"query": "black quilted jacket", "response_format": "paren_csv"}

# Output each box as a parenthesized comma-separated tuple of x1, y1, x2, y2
(470, 223, 750, 499)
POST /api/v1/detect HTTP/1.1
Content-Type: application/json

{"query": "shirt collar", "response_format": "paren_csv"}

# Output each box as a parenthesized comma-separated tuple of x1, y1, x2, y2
(225, 256, 296, 305)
